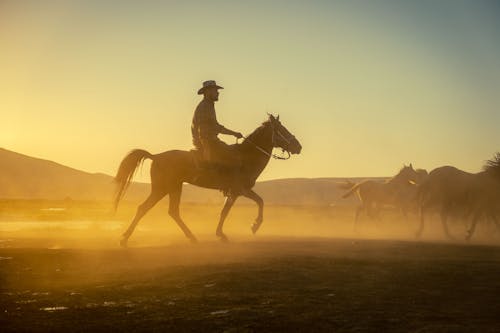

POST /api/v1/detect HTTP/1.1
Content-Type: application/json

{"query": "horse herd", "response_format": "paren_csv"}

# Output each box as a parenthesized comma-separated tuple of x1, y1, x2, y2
(339, 153, 500, 241)
(115, 114, 499, 246)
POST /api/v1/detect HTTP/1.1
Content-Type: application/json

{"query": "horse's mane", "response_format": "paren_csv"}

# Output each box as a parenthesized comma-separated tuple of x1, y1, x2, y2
(483, 152, 500, 179)
(398, 164, 410, 172)
(242, 119, 271, 144)
(386, 165, 410, 184)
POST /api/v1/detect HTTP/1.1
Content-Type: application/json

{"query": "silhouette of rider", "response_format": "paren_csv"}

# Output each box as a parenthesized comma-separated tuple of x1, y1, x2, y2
(191, 80, 243, 171)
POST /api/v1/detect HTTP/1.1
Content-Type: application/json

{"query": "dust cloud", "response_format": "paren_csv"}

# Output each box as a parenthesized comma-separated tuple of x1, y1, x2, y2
(2, 200, 500, 331)
(2, 200, 499, 251)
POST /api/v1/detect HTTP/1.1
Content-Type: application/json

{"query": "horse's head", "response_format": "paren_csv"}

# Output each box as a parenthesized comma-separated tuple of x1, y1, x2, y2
(268, 114, 302, 155)
(394, 163, 419, 184)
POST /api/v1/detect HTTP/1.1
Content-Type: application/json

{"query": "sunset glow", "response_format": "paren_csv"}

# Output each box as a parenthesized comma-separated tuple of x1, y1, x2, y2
(1, 1, 499, 180)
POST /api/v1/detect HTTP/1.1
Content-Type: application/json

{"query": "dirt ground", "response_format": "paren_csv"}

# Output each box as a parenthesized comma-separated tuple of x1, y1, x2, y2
(1, 238, 500, 332)
(1, 202, 500, 332)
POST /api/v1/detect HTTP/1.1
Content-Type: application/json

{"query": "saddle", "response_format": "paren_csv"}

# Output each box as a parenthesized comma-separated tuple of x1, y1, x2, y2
(190, 149, 237, 172)
(189, 149, 242, 194)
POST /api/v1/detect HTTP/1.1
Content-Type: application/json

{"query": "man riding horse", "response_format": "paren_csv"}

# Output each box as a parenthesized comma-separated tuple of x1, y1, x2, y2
(191, 80, 244, 195)
(115, 81, 302, 246)
(192, 80, 243, 169)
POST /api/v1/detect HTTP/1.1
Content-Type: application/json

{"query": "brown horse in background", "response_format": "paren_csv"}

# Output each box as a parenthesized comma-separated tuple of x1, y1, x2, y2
(114, 115, 302, 247)
(340, 164, 423, 230)
(416, 153, 500, 240)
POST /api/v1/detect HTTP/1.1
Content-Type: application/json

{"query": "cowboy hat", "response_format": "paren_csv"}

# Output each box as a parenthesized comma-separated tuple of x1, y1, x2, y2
(197, 80, 224, 95)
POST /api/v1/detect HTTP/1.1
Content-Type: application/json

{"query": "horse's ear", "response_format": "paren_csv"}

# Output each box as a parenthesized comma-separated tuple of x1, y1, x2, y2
(276, 114, 280, 121)
(410, 163, 413, 169)
(267, 113, 275, 121)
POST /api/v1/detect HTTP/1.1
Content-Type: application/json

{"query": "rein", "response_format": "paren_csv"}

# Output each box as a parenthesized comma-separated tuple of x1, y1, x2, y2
(240, 125, 292, 160)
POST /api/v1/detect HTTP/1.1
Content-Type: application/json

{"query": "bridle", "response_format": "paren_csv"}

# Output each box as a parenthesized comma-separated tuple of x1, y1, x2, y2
(240, 121, 294, 160)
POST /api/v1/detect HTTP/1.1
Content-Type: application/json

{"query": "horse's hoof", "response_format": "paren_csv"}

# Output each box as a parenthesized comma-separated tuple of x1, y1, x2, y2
(218, 234, 229, 242)
(120, 238, 128, 248)
(252, 216, 263, 234)
(188, 235, 198, 244)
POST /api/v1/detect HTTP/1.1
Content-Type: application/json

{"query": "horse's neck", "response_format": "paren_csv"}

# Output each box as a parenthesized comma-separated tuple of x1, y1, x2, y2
(240, 125, 273, 178)
(246, 126, 273, 152)
(387, 173, 407, 187)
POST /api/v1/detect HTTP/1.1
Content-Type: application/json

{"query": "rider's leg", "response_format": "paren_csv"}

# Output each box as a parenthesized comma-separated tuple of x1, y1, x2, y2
(209, 140, 243, 196)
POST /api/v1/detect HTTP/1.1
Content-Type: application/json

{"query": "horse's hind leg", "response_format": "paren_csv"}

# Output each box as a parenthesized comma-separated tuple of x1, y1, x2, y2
(121, 190, 166, 247)
(466, 211, 482, 241)
(168, 186, 197, 243)
(440, 205, 455, 240)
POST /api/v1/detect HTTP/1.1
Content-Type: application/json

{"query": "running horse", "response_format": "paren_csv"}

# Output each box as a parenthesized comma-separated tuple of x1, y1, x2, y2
(340, 165, 421, 229)
(114, 114, 302, 247)
(416, 153, 500, 240)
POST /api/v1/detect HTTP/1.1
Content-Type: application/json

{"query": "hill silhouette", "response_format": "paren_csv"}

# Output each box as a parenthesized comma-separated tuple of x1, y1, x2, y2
(0, 148, 381, 205)
(0, 148, 132, 201)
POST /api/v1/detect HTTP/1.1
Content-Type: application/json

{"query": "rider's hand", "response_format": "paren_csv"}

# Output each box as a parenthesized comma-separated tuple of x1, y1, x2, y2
(234, 132, 243, 139)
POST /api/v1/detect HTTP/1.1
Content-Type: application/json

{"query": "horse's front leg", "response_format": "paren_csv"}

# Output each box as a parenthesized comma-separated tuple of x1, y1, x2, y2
(216, 195, 238, 242)
(242, 190, 264, 234)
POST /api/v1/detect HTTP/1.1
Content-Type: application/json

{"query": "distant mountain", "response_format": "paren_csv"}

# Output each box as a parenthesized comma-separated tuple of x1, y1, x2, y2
(0, 148, 139, 201)
(0, 148, 384, 205)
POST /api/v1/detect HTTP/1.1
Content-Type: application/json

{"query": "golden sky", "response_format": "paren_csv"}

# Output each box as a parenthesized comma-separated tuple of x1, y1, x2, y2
(1, 1, 499, 181)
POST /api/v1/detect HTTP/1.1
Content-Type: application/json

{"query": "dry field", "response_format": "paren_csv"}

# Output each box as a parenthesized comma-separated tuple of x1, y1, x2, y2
(1, 200, 500, 332)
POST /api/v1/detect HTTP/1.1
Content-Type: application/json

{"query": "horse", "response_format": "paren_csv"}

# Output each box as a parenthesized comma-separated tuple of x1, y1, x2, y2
(114, 114, 302, 247)
(340, 164, 421, 230)
(416, 153, 500, 240)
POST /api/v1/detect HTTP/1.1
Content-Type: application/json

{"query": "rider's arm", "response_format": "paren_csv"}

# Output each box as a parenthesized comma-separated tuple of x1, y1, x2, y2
(212, 110, 242, 138)
(197, 102, 242, 138)
(218, 125, 239, 137)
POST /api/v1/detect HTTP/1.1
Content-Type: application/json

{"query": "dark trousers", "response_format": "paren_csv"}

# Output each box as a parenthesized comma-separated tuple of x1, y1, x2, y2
(200, 138, 242, 169)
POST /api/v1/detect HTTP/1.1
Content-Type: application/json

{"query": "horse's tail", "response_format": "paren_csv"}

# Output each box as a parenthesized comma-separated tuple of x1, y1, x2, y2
(114, 149, 154, 211)
(342, 183, 361, 199)
(337, 180, 355, 190)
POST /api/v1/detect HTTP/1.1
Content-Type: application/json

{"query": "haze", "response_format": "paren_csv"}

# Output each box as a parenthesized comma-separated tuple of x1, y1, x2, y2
(2, 1, 500, 181)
